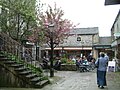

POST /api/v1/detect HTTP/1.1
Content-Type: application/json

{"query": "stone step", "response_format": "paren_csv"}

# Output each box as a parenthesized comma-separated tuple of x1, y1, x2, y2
(31, 77, 41, 82)
(35, 80, 49, 86)
(4, 60, 16, 64)
(11, 63, 24, 67)
(26, 73, 37, 79)
(0, 57, 10, 61)
(19, 70, 32, 75)
(15, 67, 27, 71)
(0, 54, 49, 88)
(0, 55, 6, 58)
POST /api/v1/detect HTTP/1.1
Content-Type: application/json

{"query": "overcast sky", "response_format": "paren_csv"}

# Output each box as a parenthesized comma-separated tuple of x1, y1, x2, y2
(41, 0, 120, 36)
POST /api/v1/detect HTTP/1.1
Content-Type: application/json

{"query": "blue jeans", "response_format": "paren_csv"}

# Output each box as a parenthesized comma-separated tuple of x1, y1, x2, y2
(97, 70, 107, 86)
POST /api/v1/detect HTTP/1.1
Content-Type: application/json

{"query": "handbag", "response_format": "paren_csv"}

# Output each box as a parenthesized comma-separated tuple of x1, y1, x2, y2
(95, 59, 99, 68)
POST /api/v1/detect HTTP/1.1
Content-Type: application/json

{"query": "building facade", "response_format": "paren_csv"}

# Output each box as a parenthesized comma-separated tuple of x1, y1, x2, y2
(111, 10, 120, 59)
(93, 37, 113, 60)
(45, 27, 99, 59)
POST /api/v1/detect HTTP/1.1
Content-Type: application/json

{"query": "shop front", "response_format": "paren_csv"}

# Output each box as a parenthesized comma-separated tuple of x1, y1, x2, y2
(45, 46, 92, 60)
(93, 45, 114, 60)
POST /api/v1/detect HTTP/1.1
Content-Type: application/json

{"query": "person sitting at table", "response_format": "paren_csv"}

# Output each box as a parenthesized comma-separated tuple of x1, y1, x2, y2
(54, 59, 61, 70)
(76, 57, 82, 70)
(82, 56, 89, 65)
(81, 56, 89, 72)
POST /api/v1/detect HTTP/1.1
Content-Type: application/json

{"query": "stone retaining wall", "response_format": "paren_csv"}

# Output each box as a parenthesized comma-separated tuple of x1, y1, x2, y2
(60, 64, 77, 71)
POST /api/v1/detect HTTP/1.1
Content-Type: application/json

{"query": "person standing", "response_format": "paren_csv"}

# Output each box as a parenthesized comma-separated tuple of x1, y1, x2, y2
(105, 53, 109, 61)
(95, 53, 108, 89)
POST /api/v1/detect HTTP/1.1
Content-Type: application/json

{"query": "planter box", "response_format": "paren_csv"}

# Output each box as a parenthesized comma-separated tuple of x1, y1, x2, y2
(60, 64, 77, 71)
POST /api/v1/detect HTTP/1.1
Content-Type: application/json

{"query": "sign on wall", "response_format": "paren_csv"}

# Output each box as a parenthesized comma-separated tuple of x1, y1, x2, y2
(114, 32, 120, 36)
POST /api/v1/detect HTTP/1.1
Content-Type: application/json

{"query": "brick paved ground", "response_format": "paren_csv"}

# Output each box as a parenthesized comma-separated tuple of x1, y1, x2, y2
(40, 70, 120, 90)
(0, 70, 120, 90)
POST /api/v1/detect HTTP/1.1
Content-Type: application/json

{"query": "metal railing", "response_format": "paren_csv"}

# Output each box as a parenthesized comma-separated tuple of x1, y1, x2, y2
(0, 32, 45, 76)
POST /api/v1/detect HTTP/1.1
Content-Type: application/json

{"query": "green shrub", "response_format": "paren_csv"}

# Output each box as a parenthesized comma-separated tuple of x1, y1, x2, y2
(61, 57, 67, 63)
(66, 59, 75, 64)
(61, 58, 75, 64)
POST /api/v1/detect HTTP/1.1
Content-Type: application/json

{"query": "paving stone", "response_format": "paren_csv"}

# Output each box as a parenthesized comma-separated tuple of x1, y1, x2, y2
(0, 71, 120, 90)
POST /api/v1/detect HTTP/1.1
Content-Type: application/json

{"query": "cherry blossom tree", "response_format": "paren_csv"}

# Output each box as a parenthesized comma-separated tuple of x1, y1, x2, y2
(37, 4, 75, 47)
(29, 3, 76, 77)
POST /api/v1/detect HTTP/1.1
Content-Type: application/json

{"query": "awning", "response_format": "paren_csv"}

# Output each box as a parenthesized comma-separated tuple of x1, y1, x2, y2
(111, 41, 117, 47)
(93, 45, 111, 49)
(105, 0, 120, 5)
(45, 47, 92, 50)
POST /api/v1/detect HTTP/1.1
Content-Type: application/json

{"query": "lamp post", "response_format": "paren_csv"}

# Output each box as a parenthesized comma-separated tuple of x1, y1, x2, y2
(77, 36, 84, 57)
(92, 35, 94, 56)
(61, 46, 64, 58)
(81, 41, 84, 57)
(77, 36, 82, 57)
(48, 24, 54, 77)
